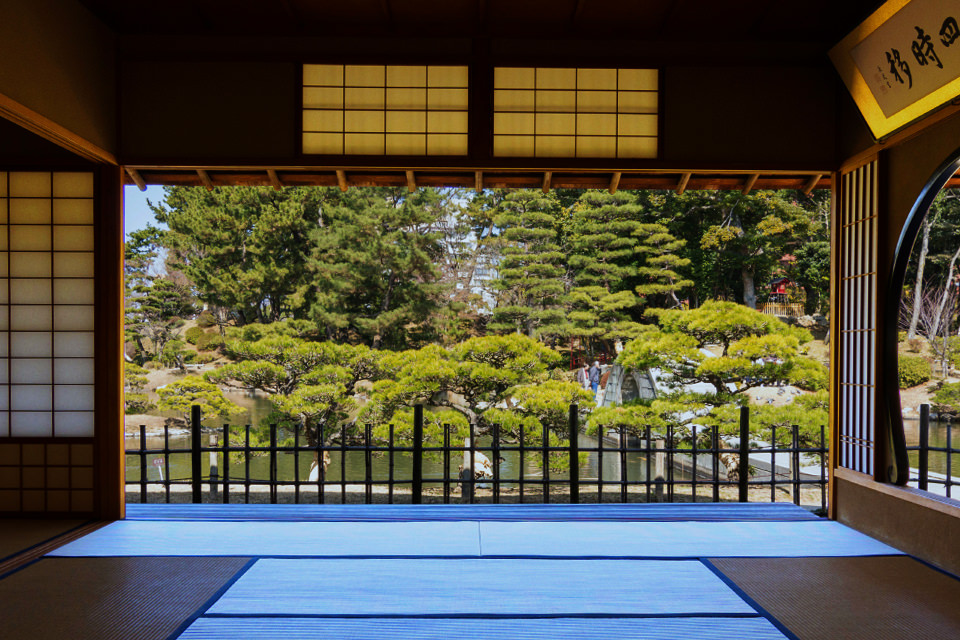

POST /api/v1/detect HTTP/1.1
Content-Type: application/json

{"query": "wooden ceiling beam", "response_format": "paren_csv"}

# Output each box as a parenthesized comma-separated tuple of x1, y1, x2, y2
(542, 171, 552, 193)
(197, 169, 214, 191)
(742, 173, 759, 195)
(608, 171, 622, 194)
(126, 168, 147, 192)
(267, 169, 283, 191)
(336, 170, 349, 192)
(802, 173, 822, 196)
(676, 172, 691, 195)
(406, 170, 417, 192)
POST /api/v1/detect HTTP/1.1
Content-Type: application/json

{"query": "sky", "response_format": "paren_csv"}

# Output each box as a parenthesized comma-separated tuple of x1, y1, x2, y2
(123, 184, 167, 237)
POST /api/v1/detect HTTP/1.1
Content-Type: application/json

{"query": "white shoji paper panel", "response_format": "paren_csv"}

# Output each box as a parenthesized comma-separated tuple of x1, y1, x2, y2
(0, 172, 96, 438)
(303, 64, 469, 156)
(493, 67, 658, 159)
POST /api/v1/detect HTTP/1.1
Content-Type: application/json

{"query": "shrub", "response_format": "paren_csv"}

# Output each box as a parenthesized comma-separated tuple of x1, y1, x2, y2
(907, 338, 923, 353)
(196, 310, 217, 328)
(898, 354, 931, 388)
(931, 381, 960, 415)
(124, 362, 149, 391)
(143, 360, 161, 370)
(124, 392, 154, 414)
(196, 332, 225, 352)
(195, 352, 217, 364)
(787, 357, 828, 391)
(168, 316, 185, 328)
(184, 326, 204, 344)
(898, 330, 907, 343)
(240, 324, 266, 342)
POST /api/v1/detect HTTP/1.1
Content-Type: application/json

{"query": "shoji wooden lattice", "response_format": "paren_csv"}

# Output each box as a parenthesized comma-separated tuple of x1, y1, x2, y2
(302, 65, 469, 156)
(493, 67, 658, 159)
(0, 172, 95, 439)
(837, 160, 878, 476)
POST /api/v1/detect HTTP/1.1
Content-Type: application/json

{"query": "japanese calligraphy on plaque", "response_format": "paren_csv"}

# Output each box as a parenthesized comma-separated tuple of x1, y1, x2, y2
(832, 0, 960, 139)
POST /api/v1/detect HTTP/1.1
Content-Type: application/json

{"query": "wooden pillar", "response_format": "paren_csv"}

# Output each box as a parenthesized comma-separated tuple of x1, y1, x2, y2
(94, 165, 125, 520)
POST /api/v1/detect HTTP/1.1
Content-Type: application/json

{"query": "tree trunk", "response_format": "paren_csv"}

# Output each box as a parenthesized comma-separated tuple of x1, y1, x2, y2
(742, 265, 757, 309)
(908, 216, 932, 340)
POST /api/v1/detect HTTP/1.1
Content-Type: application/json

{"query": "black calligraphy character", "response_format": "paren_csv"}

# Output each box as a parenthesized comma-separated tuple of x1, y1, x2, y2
(941, 16, 960, 47)
(912, 26, 943, 68)
(886, 49, 912, 88)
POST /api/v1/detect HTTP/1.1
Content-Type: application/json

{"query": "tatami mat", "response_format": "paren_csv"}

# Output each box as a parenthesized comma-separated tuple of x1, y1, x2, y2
(179, 616, 790, 639)
(0, 556, 249, 640)
(126, 502, 819, 522)
(710, 556, 960, 640)
(478, 520, 901, 558)
(49, 520, 481, 557)
(208, 558, 757, 616)
(47, 518, 897, 559)
(0, 518, 86, 561)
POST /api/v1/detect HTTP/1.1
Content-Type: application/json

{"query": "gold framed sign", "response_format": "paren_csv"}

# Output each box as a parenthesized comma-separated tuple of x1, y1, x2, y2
(830, 0, 960, 139)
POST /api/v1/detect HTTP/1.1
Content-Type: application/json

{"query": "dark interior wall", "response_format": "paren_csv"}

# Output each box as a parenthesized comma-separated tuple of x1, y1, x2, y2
(662, 65, 839, 168)
(0, 117, 90, 165)
(0, 0, 116, 153)
(119, 54, 842, 169)
(119, 61, 299, 161)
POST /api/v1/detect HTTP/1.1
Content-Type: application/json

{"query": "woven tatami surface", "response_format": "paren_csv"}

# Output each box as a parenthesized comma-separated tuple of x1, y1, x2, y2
(0, 556, 249, 640)
(710, 556, 960, 640)
(0, 519, 85, 561)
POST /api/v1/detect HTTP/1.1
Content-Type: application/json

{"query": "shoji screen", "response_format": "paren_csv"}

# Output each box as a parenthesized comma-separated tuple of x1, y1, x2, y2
(0, 171, 96, 514)
(302, 64, 469, 156)
(837, 161, 878, 476)
(493, 67, 658, 159)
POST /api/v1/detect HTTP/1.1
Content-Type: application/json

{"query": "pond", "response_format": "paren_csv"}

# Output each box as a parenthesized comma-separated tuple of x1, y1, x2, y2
(125, 393, 693, 491)
(903, 418, 960, 479)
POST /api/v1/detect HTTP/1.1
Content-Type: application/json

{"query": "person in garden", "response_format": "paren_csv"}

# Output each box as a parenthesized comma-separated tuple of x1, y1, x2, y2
(589, 361, 601, 395)
(577, 363, 590, 389)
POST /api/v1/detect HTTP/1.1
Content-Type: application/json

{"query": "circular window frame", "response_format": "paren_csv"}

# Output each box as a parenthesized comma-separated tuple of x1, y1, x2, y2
(884, 149, 960, 484)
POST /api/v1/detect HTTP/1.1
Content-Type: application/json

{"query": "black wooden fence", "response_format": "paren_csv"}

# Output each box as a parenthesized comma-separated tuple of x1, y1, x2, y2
(907, 404, 959, 499)
(126, 405, 828, 508)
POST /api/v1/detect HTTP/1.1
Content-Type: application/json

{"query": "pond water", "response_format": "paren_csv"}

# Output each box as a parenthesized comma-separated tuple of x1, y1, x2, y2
(126, 394, 693, 488)
(903, 418, 960, 478)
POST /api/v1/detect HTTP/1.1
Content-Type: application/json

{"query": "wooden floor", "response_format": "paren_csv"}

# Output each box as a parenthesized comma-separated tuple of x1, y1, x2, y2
(0, 504, 958, 640)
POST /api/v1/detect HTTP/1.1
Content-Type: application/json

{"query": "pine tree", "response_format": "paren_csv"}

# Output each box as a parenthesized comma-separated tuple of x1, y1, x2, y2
(488, 190, 568, 339)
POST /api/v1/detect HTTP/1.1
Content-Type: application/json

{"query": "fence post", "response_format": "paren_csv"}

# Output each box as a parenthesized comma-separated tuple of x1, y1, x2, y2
(739, 406, 749, 503)
(569, 404, 579, 504)
(269, 425, 278, 504)
(412, 404, 423, 504)
(919, 404, 929, 492)
(791, 425, 800, 506)
(209, 433, 219, 498)
(139, 424, 147, 503)
(222, 424, 230, 504)
(191, 404, 202, 503)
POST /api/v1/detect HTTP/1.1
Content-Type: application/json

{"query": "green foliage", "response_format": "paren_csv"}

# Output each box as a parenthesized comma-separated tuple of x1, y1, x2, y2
(488, 190, 568, 339)
(184, 326, 204, 345)
(786, 357, 829, 391)
(196, 332, 225, 352)
(307, 188, 449, 348)
(619, 302, 811, 399)
(196, 310, 217, 328)
(124, 362, 150, 391)
(124, 393, 155, 414)
(361, 334, 563, 443)
(750, 391, 829, 449)
(898, 354, 931, 388)
(143, 360, 161, 370)
(156, 376, 243, 420)
(160, 340, 187, 369)
(153, 186, 325, 325)
(931, 381, 960, 415)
